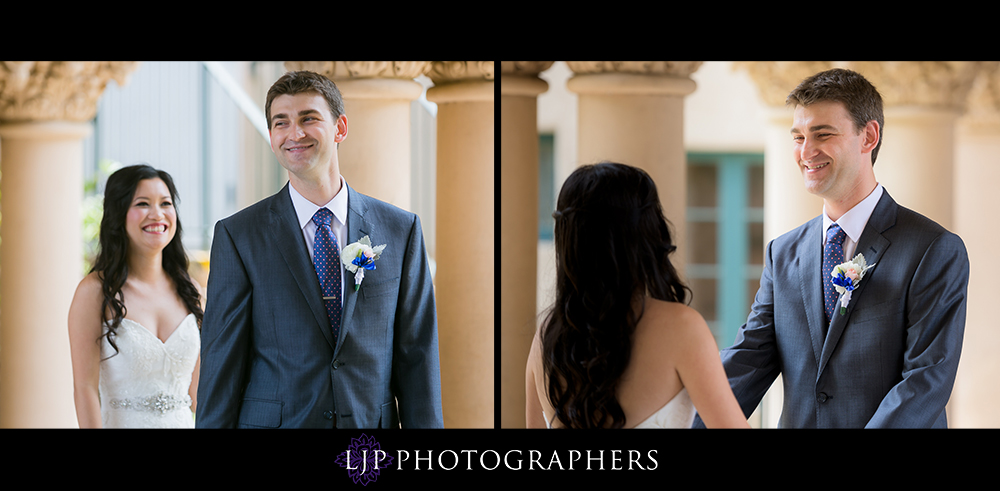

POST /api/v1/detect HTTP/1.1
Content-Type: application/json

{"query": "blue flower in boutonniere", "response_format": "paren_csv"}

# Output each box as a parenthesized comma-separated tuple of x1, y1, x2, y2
(341, 235, 387, 291)
(831, 253, 876, 315)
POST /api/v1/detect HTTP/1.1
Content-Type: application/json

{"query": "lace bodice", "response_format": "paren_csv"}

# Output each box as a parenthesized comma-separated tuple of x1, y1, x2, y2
(99, 314, 199, 428)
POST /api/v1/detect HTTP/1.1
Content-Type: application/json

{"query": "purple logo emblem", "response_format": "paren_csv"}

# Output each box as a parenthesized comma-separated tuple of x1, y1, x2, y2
(335, 433, 394, 485)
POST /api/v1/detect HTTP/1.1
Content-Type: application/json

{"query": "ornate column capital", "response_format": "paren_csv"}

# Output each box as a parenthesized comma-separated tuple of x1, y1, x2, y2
(960, 62, 1000, 130)
(500, 61, 554, 77)
(736, 61, 988, 112)
(0, 61, 140, 122)
(283, 62, 433, 101)
(733, 61, 835, 106)
(566, 61, 702, 77)
(500, 62, 552, 98)
(847, 61, 984, 111)
(565, 62, 703, 97)
(284, 61, 433, 80)
(427, 61, 494, 84)
(426, 62, 494, 104)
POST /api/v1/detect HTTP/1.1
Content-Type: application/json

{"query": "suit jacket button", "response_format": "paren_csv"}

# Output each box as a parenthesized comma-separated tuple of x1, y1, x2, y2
(324, 411, 334, 420)
(817, 392, 829, 403)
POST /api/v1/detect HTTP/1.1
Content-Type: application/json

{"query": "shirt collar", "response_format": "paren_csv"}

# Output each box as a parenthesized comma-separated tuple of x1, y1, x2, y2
(823, 183, 883, 243)
(288, 176, 349, 230)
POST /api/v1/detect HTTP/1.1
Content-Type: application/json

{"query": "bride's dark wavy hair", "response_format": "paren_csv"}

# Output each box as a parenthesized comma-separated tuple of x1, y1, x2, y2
(92, 164, 203, 357)
(541, 162, 690, 429)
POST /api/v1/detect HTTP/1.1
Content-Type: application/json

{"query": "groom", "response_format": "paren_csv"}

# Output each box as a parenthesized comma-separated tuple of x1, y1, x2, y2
(697, 68, 968, 428)
(196, 70, 443, 428)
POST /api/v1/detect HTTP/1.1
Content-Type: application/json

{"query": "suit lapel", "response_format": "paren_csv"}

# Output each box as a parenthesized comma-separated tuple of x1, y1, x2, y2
(269, 183, 337, 349)
(817, 191, 897, 376)
(338, 184, 373, 357)
(796, 218, 827, 368)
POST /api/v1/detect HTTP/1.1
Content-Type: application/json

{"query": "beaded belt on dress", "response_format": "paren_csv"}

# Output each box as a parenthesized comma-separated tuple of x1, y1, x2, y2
(108, 393, 192, 414)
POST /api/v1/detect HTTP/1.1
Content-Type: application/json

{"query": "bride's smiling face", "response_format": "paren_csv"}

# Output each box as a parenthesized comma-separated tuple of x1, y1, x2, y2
(125, 178, 176, 254)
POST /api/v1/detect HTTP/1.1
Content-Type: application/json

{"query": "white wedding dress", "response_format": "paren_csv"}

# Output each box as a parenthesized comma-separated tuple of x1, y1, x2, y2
(544, 388, 696, 428)
(630, 388, 696, 428)
(100, 313, 199, 428)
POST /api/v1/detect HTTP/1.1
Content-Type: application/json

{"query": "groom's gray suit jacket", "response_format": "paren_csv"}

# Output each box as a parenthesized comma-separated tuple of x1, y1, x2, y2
(709, 189, 968, 428)
(196, 183, 443, 428)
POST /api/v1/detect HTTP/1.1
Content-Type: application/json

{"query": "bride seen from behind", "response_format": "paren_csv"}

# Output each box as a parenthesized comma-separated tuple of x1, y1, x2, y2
(68, 164, 204, 428)
(526, 162, 749, 429)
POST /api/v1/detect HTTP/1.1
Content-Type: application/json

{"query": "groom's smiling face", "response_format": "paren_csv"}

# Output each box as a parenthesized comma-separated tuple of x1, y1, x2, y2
(790, 100, 876, 203)
(268, 91, 348, 182)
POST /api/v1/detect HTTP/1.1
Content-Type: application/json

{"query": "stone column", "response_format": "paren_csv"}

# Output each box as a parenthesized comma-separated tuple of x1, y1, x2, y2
(499, 62, 552, 428)
(566, 62, 702, 276)
(735, 61, 833, 427)
(851, 62, 984, 426)
(953, 61, 1000, 428)
(0, 61, 139, 428)
(737, 62, 830, 243)
(284, 61, 431, 212)
(849, 61, 982, 230)
(426, 62, 494, 428)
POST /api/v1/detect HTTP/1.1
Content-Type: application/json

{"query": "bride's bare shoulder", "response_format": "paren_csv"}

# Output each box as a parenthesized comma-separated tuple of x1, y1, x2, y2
(71, 272, 104, 307)
(637, 298, 710, 342)
(641, 298, 707, 325)
(69, 272, 107, 333)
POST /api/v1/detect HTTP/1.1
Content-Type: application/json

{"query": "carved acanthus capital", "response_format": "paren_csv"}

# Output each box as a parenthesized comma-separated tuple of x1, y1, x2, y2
(500, 62, 552, 98)
(566, 61, 702, 78)
(733, 61, 835, 106)
(847, 61, 983, 111)
(960, 61, 1000, 129)
(427, 61, 494, 85)
(284, 61, 432, 80)
(500, 62, 554, 77)
(0, 61, 140, 122)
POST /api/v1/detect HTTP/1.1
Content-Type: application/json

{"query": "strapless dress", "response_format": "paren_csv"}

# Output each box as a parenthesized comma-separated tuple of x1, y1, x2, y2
(99, 314, 199, 428)
(543, 388, 695, 428)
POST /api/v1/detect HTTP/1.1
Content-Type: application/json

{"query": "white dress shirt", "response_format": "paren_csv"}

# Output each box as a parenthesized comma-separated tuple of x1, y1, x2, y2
(822, 183, 884, 261)
(288, 177, 349, 301)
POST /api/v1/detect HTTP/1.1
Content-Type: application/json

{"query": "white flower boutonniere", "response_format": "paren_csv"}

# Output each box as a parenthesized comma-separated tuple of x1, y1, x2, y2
(341, 235, 387, 291)
(831, 253, 876, 315)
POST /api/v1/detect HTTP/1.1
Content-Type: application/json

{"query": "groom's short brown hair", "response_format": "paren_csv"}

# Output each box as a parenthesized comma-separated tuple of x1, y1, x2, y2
(786, 68, 885, 166)
(265, 70, 345, 130)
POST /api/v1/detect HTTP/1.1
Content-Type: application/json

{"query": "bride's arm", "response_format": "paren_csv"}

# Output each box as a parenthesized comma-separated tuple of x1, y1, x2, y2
(674, 307, 750, 429)
(189, 281, 205, 416)
(68, 273, 104, 429)
(189, 356, 200, 415)
(524, 334, 548, 428)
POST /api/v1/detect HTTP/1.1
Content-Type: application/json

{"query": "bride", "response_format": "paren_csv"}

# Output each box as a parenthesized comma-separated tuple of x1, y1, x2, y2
(526, 162, 749, 429)
(69, 164, 204, 428)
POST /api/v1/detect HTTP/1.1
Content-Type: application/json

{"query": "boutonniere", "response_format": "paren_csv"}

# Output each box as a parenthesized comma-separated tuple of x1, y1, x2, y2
(341, 235, 387, 291)
(831, 253, 876, 315)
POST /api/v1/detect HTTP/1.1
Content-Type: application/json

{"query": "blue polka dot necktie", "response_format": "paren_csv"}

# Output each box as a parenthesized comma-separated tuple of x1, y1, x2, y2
(312, 208, 342, 343)
(823, 223, 846, 326)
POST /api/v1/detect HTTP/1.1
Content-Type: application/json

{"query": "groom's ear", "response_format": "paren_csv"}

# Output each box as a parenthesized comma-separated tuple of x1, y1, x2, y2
(334, 114, 348, 143)
(861, 120, 879, 155)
